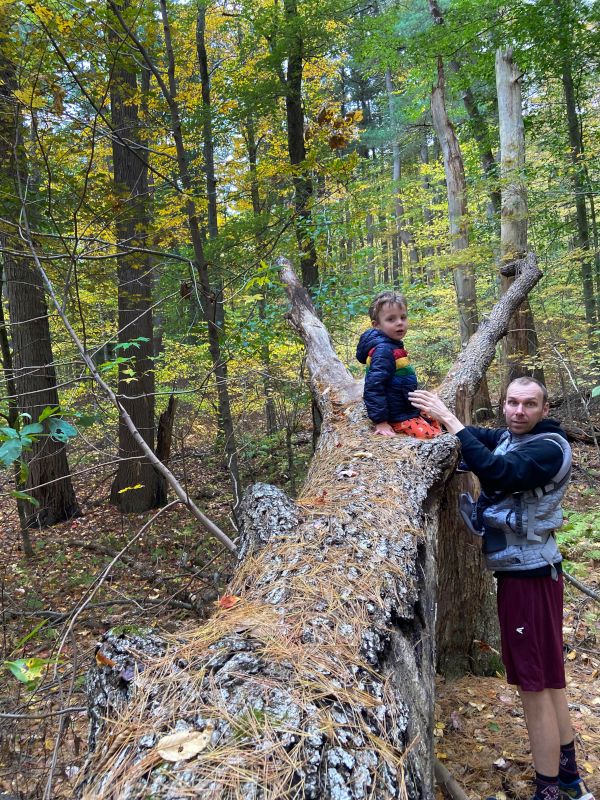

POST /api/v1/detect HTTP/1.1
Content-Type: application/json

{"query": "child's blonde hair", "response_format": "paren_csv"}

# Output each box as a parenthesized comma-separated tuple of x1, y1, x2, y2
(368, 291, 408, 323)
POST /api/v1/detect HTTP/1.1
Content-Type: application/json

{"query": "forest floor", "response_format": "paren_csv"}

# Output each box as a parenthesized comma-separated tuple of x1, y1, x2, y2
(0, 415, 598, 800)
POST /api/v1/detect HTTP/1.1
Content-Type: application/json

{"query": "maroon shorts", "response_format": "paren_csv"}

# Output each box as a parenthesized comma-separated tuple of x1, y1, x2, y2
(496, 574, 565, 692)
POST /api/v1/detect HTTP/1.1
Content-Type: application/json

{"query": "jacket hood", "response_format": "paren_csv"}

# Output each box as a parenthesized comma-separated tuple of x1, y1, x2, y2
(356, 328, 403, 364)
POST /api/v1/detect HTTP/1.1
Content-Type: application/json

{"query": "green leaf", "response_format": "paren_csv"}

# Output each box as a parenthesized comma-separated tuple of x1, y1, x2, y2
(4, 657, 48, 684)
(11, 619, 48, 653)
(0, 438, 23, 466)
(99, 357, 130, 371)
(18, 461, 29, 484)
(20, 423, 44, 437)
(38, 405, 60, 422)
(114, 337, 150, 352)
(73, 413, 98, 428)
(11, 490, 40, 508)
(48, 418, 78, 443)
(0, 426, 20, 440)
(592, 386, 600, 399)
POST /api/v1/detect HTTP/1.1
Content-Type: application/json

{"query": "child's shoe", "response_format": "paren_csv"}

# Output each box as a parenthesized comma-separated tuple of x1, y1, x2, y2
(559, 778, 596, 800)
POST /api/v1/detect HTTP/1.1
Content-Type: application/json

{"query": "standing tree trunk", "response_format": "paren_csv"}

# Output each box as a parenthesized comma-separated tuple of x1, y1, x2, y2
(385, 69, 419, 273)
(244, 110, 278, 434)
(196, 3, 242, 493)
(428, 0, 501, 220)
(282, 0, 319, 289)
(561, 53, 598, 342)
(430, 58, 492, 418)
(0, 25, 79, 530)
(108, 0, 160, 511)
(78, 254, 543, 800)
(495, 48, 544, 388)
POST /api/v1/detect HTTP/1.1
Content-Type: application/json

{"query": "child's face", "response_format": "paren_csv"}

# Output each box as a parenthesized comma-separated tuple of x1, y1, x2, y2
(373, 302, 408, 340)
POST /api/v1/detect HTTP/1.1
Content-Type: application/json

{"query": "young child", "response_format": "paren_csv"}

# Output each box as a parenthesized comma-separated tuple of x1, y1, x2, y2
(356, 291, 441, 439)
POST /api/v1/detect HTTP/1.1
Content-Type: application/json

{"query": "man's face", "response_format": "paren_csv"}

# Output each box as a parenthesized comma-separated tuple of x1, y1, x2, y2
(373, 302, 408, 341)
(503, 382, 549, 434)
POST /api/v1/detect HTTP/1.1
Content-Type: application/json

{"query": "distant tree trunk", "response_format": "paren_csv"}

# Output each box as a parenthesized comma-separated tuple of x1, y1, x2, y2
(428, 0, 501, 220)
(108, 1, 160, 512)
(245, 111, 278, 434)
(495, 48, 544, 388)
(561, 54, 598, 341)
(196, 4, 243, 488)
(419, 140, 436, 280)
(431, 58, 492, 418)
(0, 253, 32, 553)
(0, 30, 79, 530)
(385, 69, 418, 275)
(282, 0, 319, 289)
(79, 254, 543, 800)
(366, 212, 376, 288)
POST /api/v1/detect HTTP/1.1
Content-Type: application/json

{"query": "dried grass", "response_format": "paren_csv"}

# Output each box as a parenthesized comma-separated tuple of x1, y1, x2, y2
(80, 426, 438, 798)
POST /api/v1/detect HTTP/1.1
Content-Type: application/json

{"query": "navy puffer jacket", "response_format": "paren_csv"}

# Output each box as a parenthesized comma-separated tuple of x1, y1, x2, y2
(356, 328, 420, 423)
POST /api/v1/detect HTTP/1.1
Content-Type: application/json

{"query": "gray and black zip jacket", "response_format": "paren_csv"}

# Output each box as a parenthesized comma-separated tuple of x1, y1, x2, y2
(456, 419, 571, 578)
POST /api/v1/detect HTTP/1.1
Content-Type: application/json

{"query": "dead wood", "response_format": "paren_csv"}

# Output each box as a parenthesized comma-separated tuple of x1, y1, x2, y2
(78, 256, 543, 800)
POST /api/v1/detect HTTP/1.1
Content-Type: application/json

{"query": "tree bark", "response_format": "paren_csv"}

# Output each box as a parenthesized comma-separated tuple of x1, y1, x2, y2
(0, 24, 79, 529)
(282, 0, 319, 289)
(428, 0, 501, 219)
(245, 109, 278, 434)
(195, 1, 242, 498)
(430, 58, 492, 419)
(385, 70, 418, 273)
(561, 53, 598, 338)
(78, 254, 543, 800)
(495, 48, 544, 388)
(108, 0, 160, 512)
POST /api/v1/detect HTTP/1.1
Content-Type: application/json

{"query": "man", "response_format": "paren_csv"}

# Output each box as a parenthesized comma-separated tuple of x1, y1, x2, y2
(408, 378, 595, 800)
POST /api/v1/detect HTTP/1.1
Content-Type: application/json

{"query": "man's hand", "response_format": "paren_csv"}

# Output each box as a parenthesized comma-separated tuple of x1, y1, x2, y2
(407, 390, 465, 434)
(374, 421, 396, 437)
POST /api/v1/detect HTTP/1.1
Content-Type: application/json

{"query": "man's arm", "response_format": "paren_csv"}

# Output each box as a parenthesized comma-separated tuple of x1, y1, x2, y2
(408, 390, 563, 492)
(456, 430, 563, 493)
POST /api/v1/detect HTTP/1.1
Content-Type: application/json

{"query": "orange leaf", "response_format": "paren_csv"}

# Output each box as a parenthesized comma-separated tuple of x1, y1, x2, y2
(95, 650, 116, 668)
(218, 594, 241, 610)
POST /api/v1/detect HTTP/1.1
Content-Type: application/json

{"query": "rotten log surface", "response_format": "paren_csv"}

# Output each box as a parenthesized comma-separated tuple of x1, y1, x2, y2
(79, 257, 543, 799)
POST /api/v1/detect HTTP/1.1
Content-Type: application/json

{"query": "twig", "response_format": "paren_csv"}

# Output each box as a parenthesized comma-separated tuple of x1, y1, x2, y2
(564, 570, 600, 602)
(434, 758, 470, 800)
(0, 706, 87, 720)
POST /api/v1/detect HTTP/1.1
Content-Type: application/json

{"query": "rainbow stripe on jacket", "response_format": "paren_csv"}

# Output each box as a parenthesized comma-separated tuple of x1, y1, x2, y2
(367, 346, 416, 378)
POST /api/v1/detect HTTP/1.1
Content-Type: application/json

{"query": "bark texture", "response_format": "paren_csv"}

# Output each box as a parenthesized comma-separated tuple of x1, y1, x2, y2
(79, 256, 542, 799)
(0, 24, 79, 528)
(495, 48, 544, 386)
(108, 1, 160, 511)
(430, 58, 492, 419)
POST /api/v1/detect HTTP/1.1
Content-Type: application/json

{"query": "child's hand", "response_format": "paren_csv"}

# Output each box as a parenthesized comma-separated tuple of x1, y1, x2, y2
(374, 422, 396, 436)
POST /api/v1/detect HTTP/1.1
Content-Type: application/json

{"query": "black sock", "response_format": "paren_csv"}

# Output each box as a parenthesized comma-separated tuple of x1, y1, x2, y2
(559, 740, 580, 784)
(534, 772, 559, 800)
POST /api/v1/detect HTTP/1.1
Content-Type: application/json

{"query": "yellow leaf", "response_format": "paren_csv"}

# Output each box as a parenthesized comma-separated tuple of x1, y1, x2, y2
(117, 483, 144, 494)
(567, 650, 577, 661)
(583, 761, 594, 774)
(157, 728, 212, 762)
(13, 88, 45, 109)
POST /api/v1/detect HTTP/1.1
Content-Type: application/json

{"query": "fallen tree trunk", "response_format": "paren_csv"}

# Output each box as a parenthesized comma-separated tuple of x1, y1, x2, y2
(77, 254, 542, 800)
